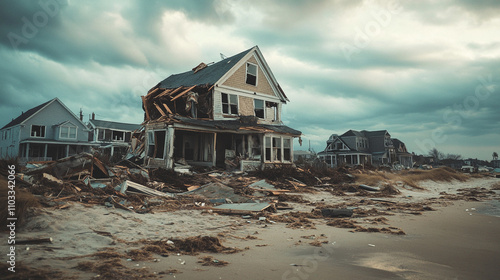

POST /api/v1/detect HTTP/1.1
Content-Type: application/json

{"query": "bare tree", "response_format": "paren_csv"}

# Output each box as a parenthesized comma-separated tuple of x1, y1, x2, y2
(444, 153, 462, 160)
(428, 148, 444, 162)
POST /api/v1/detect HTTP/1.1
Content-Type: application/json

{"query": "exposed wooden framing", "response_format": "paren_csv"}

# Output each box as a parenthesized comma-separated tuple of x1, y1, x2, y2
(171, 85, 196, 101)
(156, 88, 174, 99)
(162, 103, 173, 114)
(141, 96, 150, 121)
(154, 102, 166, 116)
(168, 86, 185, 97)
(207, 84, 214, 92)
(146, 87, 161, 98)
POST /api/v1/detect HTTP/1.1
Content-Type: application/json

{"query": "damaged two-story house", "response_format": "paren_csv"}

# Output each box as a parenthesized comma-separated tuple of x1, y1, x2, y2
(141, 46, 301, 170)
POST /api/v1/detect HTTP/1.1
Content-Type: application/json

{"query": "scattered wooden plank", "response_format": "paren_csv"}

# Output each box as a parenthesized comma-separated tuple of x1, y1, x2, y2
(17, 238, 53, 245)
(141, 96, 150, 121)
(171, 85, 196, 101)
(119, 180, 175, 197)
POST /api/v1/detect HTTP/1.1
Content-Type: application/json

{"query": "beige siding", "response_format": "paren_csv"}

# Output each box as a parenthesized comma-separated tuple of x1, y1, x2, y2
(222, 56, 275, 96)
(239, 96, 254, 116)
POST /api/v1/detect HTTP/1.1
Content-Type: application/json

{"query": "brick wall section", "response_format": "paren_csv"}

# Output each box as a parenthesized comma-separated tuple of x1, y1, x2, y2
(239, 96, 254, 116)
(222, 56, 275, 96)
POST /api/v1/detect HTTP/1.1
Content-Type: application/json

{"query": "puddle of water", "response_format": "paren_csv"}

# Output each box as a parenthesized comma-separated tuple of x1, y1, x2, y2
(476, 200, 500, 218)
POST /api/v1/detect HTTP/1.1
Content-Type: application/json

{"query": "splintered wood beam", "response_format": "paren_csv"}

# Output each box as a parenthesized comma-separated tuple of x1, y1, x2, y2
(141, 96, 150, 121)
(162, 103, 173, 114)
(168, 86, 184, 96)
(146, 87, 160, 98)
(155, 88, 173, 99)
(154, 102, 167, 116)
(171, 85, 197, 101)
(207, 84, 215, 92)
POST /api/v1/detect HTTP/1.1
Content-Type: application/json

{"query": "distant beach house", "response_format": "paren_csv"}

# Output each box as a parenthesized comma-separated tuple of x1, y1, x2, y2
(87, 117, 141, 157)
(317, 130, 412, 168)
(0, 98, 92, 162)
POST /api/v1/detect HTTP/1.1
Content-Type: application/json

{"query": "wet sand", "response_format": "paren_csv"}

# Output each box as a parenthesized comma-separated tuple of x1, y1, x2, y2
(137, 200, 499, 280)
(3, 178, 500, 279)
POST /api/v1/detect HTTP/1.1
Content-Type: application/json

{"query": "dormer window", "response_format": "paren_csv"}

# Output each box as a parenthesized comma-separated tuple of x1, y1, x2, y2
(246, 62, 257, 86)
(60, 125, 77, 139)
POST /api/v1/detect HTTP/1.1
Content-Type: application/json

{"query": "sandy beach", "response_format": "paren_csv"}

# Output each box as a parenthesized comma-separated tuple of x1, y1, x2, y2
(2, 172, 500, 280)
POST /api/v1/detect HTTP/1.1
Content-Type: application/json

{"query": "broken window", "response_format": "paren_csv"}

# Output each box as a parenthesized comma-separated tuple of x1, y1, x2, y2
(249, 135, 261, 160)
(283, 138, 291, 161)
(265, 136, 271, 161)
(112, 130, 125, 141)
(147, 130, 166, 159)
(246, 62, 257, 86)
(266, 101, 278, 121)
(254, 99, 264, 118)
(222, 93, 238, 115)
(31, 125, 45, 137)
(98, 129, 105, 141)
(273, 137, 281, 161)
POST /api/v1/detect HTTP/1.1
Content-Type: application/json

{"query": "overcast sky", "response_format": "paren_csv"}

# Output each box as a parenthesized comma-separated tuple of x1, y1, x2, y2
(0, 0, 499, 160)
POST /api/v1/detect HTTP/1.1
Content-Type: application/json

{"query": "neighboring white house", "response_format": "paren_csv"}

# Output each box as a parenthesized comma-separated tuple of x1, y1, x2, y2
(0, 98, 92, 162)
(87, 118, 141, 157)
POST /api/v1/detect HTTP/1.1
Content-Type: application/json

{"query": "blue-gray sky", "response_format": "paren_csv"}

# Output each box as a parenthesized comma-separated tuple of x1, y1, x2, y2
(0, 0, 499, 160)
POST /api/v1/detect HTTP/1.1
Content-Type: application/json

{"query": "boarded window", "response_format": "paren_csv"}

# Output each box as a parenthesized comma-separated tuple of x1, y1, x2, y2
(254, 99, 264, 118)
(246, 63, 257, 86)
(222, 93, 238, 115)
(31, 125, 45, 137)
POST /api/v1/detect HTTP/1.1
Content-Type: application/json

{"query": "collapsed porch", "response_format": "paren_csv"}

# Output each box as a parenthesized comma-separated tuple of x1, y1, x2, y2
(144, 116, 300, 170)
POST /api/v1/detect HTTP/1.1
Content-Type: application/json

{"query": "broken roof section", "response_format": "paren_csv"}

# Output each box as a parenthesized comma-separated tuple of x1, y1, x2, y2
(157, 47, 253, 90)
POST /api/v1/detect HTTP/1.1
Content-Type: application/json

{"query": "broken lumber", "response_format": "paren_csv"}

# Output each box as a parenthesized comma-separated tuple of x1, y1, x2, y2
(320, 208, 354, 218)
(171, 85, 196, 101)
(154, 102, 167, 116)
(119, 180, 175, 197)
(162, 103, 173, 114)
(17, 238, 53, 245)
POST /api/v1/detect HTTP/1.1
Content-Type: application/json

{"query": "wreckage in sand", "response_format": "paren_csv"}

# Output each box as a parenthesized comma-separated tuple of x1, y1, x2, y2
(141, 46, 301, 171)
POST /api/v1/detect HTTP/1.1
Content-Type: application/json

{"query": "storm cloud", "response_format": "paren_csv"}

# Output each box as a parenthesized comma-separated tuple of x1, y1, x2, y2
(0, 0, 498, 159)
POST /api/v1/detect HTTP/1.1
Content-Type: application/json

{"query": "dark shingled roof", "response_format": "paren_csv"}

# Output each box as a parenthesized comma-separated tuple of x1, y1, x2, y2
(89, 119, 141, 131)
(158, 47, 254, 89)
(1, 99, 53, 130)
(173, 116, 301, 136)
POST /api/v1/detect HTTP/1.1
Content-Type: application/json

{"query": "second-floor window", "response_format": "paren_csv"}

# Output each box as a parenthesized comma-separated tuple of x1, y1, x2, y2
(254, 99, 264, 118)
(60, 126, 77, 139)
(246, 63, 257, 86)
(31, 125, 45, 137)
(222, 93, 238, 115)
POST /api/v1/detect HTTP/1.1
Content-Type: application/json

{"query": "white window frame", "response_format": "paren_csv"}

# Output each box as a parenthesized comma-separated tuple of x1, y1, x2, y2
(263, 135, 293, 163)
(60, 125, 77, 139)
(245, 62, 258, 86)
(31, 125, 46, 138)
(221, 93, 239, 115)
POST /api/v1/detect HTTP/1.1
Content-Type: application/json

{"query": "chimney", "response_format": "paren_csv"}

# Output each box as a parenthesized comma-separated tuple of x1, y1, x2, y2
(79, 108, 83, 121)
(91, 112, 95, 120)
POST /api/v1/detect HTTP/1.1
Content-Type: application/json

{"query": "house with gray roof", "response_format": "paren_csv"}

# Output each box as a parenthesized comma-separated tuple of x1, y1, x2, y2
(0, 98, 92, 162)
(141, 46, 301, 170)
(318, 129, 405, 167)
(88, 117, 141, 157)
